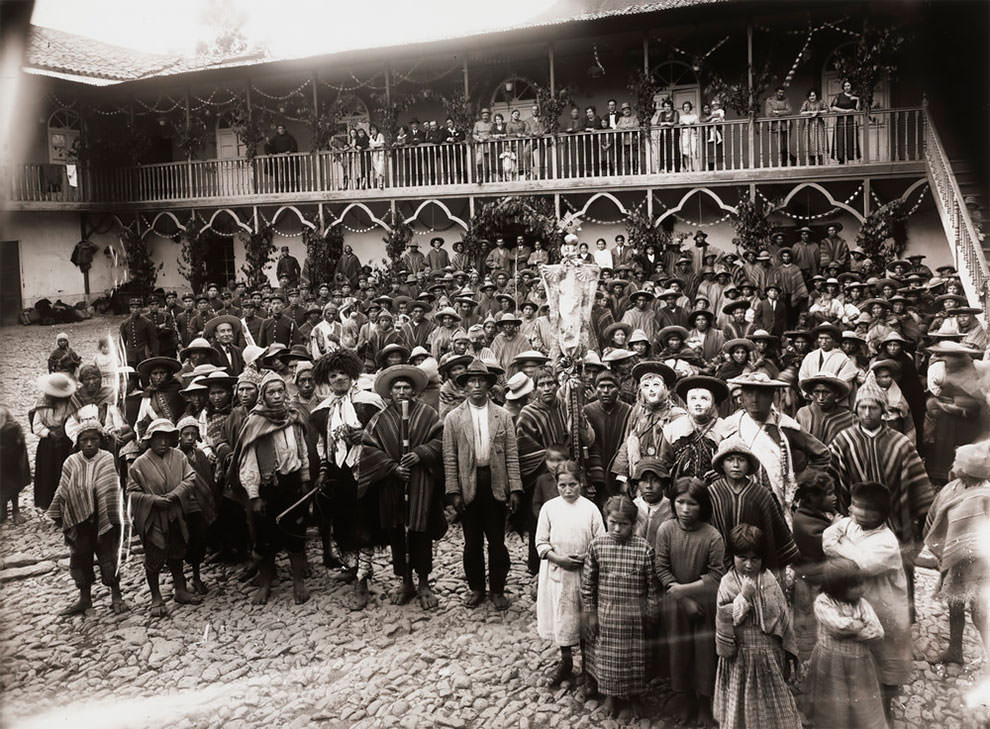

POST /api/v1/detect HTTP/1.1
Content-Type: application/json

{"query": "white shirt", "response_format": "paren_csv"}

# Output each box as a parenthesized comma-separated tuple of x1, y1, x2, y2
(468, 401, 491, 467)
(593, 248, 614, 269)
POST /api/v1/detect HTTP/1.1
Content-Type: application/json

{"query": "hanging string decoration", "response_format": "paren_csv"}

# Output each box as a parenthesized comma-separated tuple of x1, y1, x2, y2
(758, 183, 864, 221)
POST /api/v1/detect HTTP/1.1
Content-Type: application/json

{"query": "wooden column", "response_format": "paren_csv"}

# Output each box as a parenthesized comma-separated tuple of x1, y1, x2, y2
(312, 71, 323, 191)
(642, 34, 649, 74)
(548, 45, 556, 94)
(462, 56, 469, 97)
(746, 21, 755, 171)
(184, 87, 193, 195)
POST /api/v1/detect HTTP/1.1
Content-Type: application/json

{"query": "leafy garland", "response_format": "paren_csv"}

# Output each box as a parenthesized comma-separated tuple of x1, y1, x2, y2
(705, 60, 778, 116)
(829, 23, 905, 109)
(535, 85, 573, 137)
(464, 196, 563, 269)
(382, 210, 414, 264)
(303, 224, 343, 283)
(731, 195, 776, 253)
(856, 197, 907, 263)
(625, 207, 671, 252)
(178, 218, 209, 293)
(239, 225, 275, 286)
(227, 93, 276, 160)
(121, 225, 161, 293)
(627, 70, 662, 129)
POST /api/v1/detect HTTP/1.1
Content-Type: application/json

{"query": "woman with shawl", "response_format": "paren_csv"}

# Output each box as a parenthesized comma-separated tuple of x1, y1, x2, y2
(65, 364, 132, 452)
(0, 405, 31, 523)
(30, 373, 77, 509)
(135, 356, 184, 438)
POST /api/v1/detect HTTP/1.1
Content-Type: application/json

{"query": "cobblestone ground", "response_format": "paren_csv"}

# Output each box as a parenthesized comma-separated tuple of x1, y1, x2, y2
(1, 318, 988, 729)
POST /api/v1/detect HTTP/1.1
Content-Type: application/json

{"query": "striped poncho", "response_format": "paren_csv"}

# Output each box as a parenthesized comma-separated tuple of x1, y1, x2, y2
(47, 449, 122, 539)
(795, 402, 856, 446)
(829, 424, 934, 547)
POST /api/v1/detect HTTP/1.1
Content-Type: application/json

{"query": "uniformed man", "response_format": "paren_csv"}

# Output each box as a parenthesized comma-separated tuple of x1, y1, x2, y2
(259, 292, 302, 347)
(120, 297, 158, 367)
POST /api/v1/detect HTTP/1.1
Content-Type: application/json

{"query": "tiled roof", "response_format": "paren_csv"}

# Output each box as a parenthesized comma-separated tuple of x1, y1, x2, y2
(24, 0, 724, 85)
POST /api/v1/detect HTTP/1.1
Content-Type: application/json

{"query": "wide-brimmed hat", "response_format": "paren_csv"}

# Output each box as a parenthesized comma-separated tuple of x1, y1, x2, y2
(688, 309, 715, 325)
(628, 329, 651, 345)
(455, 358, 499, 388)
(409, 346, 431, 362)
(603, 322, 633, 342)
(438, 352, 473, 374)
(180, 377, 209, 395)
(722, 300, 749, 316)
(841, 330, 866, 344)
(860, 298, 890, 310)
(926, 341, 983, 357)
(503, 372, 534, 401)
(495, 312, 522, 326)
(658, 325, 690, 343)
(583, 351, 604, 369)
(278, 344, 312, 363)
(375, 343, 410, 367)
(880, 331, 908, 345)
(675, 374, 729, 404)
(747, 329, 778, 345)
(631, 361, 676, 388)
(936, 294, 967, 306)
(375, 364, 429, 399)
(201, 370, 237, 389)
(143, 418, 179, 442)
(512, 350, 550, 366)
(870, 358, 902, 375)
(602, 348, 637, 365)
(203, 314, 242, 341)
(137, 356, 182, 382)
(726, 371, 788, 388)
(631, 289, 656, 302)
(481, 357, 505, 376)
(948, 306, 983, 316)
(783, 329, 811, 340)
(712, 437, 760, 474)
(812, 322, 842, 339)
(180, 337, 221, 364)
(37, 372, 77, 398)
(723, 338, 754, 354)
(800, 374, 851, 399)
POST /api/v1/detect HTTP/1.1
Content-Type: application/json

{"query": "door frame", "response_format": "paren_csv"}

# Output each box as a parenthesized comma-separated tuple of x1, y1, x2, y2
(0, 240, 23, 324)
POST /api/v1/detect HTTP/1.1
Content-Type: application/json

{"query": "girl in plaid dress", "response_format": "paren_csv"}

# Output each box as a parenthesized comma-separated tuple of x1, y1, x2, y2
(714, 524, 801, 729)
(581, 495, 659, 717)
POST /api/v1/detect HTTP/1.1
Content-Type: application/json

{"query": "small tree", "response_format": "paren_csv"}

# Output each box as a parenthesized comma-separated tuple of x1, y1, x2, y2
(730, 195, 775, 253)
(857, 198, 908, 264)
(830, 23, 905, 109)
(625, 208, 671, 252)
(178, 218, 209, 293)
(535, 86, 573, 136)
(239, 225, 275, 287)
(121, 226, 161, 294)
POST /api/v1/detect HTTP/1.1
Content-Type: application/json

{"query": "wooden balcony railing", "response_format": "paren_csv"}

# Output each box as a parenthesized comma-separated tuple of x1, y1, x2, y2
(1, 108, 926, 206)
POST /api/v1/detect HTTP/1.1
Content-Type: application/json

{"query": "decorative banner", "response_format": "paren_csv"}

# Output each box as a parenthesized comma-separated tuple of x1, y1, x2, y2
(539, 249, 600, 360)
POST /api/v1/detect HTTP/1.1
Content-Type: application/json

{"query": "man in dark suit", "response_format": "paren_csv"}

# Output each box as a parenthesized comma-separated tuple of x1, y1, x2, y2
(752, 282, 787, 337)
(259, 293, 303, 347)
(119, 297, 158, 367)
(276, 246, 301, 287)
(285, 288, 307, 326)
(211, 320, 244, 376)
(613, 234, 634, 268)
(145, 295, 179, 359)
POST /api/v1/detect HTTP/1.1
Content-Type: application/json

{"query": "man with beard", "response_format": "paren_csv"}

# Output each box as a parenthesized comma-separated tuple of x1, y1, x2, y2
(795, 375, 856, 444)
(359, 365, 445, 610)
(444, 359, 523, 609)
(611, 361, 684, 486)
(230, 373, 312, 605)
(722, 372, 830, 525)
(660, 375, 729, 480)
(310, 351, 386, 609)
(584, 371, 633, 504)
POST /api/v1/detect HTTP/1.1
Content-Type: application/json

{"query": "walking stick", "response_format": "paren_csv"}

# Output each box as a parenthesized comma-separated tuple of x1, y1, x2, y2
(400, 399, 411, 513)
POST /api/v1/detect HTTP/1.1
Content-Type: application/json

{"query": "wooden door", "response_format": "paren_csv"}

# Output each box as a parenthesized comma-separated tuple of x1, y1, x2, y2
(0, 241, 22, 324)
(824, 75, 890, 162)
(215, 125, 252, 196)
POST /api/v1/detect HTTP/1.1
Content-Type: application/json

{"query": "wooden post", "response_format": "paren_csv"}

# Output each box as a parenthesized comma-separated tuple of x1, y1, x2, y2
(746, 21, 755, 170)
(184, 87, 193, 196)
(548, 45, 555, 94)
(863, 178, 871, 218)
(646, 189, 653, 220)
(312, 70, 323, 191)
(80, 213, 90, 296)
(462, 57, 469, 97)
(642, 33, 649, 74)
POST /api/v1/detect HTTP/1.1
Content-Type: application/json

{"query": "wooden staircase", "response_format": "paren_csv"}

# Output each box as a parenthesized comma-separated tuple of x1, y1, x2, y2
(951, 161, 990, 260)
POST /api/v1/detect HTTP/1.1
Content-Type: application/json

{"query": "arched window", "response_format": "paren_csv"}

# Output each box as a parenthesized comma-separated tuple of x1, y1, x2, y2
(651, 61, 700, 114)
(490, 77, 539, 119)
(48, 109, 80, 163)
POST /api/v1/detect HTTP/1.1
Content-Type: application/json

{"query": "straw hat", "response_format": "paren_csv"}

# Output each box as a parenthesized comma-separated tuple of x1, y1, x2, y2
(504, 372, 534, 401)
(37, 372, 77, 398)
(143, 418, 179, 442)
(137, 356, 182, 382)
(799, 375, 851, 399)
(725, 371, 788, 388)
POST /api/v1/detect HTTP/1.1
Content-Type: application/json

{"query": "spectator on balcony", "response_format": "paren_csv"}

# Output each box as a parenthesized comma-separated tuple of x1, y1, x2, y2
(583, 106, 603, 174)
(765, 86, 795, 167)
(441, 118, 465, 183)
(265, 124, 299, 192)
(679, 101, 700, 173)
(343, 128, 361, 190)
(277, 246, 302, 288)
(705, 99, 726, 171)
(473, 108, 494, 181)
(354, 127, 371, 189)
(651, 97, 680, 173)
(616, 101, 639, 175)
(799, 89, 830, 166)
(831, 80, 861, 164)
(525, 104, 545, 179)
(598, 117, 615, 175)
(605, 98, 620, 129)
(368, 123, 387, 190)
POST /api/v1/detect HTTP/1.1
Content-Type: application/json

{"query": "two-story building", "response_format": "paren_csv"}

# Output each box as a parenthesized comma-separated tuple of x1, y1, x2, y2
(1, 0, 986, 321)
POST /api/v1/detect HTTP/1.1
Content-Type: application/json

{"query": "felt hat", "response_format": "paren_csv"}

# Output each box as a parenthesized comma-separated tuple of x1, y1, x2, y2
(724, 338, 754, 354)
(375, 343, 411, 367)
(583, 351, 604, 369)
(627, 329, 651, 345)
(137, 356, 182, 382)
(180, 337, 221, 364)
(409, 346, 431, 363)
(812, 322, 842, 339)
(825, 222, 843, 232)
(725, 371, 788, 389)
(675, 374, 729, 404)
(797, 225, 813, 233)
(800, 374, 851, 399)
(722, 299, 749, 316)
(37, 372, 77, 398)
(881, 331, 908, 345)
(603, 322, 633, 342)
(841, 330, 866, 344)
(601, 348, 637, 365)
(870, 358, 902, 375)
(512, 350, 550, 366)
(503, 372, 534, 400)
(203, 314, 242, 341)
(373, 295, 395, 307)
(630, 457, 669, 482)
(711, 437, 760, 474)
(609, 278, 630, 288)
(180, 377, 209, 395)
(876, 278, 901, 291)
(658, 288, 680, 300)
(188, 363, 223, 379)
(453, 358, 499, 388)
(242, 345, 265, 368)
(747, 329, 778, 345)
(756, 250, 772, 261)
(201, 370, 237, 389)
(658, 325, 690, 343)
(936, 294, 967, 306)
(860, 298, 890, 310)
(631, 289, 656, 301)
(438, 352, 474, 373)
(482, 357, 505, 376)
(375, 364, 428, 399)
(631, 361, 676, 388)
(143, 418, 179, 442)
(948, 306, 983, 316)
(952, 441, 990, 480)
(783, 329, 811, 341)
(278, 344, 312, 362)
(495, 312, 522, 326)
(926, 341, 983, 357)
(689, 309, 715, 325)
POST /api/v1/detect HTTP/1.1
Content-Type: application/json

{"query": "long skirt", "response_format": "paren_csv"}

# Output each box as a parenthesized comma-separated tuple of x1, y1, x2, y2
(713, 623, 801, 729)
(659, 594, 717, 696)
(34, 433, 73, 510)
(801, 632, 886, 729)
(832, 116, 859, 163)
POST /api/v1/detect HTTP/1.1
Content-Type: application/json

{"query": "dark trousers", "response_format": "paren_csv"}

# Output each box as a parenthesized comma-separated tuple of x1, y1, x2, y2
(67, 519, 120, 589)
(390, 527, 433, 578)
(255, 471, 306, 558)
(461, 467, 509, 594)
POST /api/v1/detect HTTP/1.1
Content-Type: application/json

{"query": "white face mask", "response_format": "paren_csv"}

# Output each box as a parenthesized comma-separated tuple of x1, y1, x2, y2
(639, 374, 667, 405)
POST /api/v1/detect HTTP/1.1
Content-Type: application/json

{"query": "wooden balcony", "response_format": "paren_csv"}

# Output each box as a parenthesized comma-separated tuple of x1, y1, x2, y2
(1, 108, 927, 211)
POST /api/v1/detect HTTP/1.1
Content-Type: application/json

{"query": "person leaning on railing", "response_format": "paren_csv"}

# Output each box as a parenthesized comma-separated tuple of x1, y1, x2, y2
(615, 101, 639, 175)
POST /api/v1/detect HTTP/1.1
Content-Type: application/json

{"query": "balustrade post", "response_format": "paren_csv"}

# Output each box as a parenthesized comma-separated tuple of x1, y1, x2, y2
(747, 115, 755, 170)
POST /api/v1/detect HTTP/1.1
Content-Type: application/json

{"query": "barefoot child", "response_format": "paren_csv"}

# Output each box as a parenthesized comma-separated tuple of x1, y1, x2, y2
(47, 419, 128, 615)
(176, 416, 217, 596)
(823, 481, 911, 721)
(127, 418, 203, 616)
(582, 495, 659, 717)
(535, 460, 605, 687)
(655, 476, 725, 727)
(713, 524, 801, 729)
(923, 441, 990, 664)
(801, 557, 887, 729)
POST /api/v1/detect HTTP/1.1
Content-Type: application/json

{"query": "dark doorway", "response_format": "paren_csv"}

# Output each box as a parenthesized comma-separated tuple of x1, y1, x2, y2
(204, 237, 236, 289)
(0, 241, 22, 325)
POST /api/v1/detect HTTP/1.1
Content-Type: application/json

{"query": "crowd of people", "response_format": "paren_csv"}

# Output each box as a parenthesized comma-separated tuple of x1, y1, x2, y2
(3, 221, 990, 728)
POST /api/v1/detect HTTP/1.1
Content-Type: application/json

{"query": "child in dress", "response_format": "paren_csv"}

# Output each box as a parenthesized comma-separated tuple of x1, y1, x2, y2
(631, 456, 672, 543)
(94, 336, 118, 390)
(714, 524, 801, 729)
(801, 557, 887, 729)
(707, 437, 799, 571)
(923, 441, 990, 664)
(792, 469, 839, 659)
(530, 444, 568, 594)
(582, 495, 659, 717)
(535, 460, 605, 687)
(823, 481, 911, 721)
(655, 476, 725, 727)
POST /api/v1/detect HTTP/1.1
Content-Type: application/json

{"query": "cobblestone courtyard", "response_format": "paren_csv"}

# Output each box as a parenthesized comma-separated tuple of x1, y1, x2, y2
(1, 318, 988, 729)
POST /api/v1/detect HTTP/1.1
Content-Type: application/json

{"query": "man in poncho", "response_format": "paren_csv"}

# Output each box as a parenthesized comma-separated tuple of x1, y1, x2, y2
(128, 418, 201, 617)
(47, 419, 127, 615)
(795, 375, 856, 445)
(358, 365, 446, 609)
